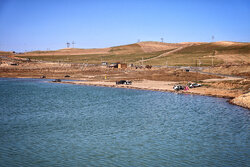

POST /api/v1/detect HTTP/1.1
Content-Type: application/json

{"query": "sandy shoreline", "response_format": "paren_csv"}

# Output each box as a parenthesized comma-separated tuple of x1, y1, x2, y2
(1, 75, 249, 109)
(59, 79, 238, 98)
(58, 80, 250, 109)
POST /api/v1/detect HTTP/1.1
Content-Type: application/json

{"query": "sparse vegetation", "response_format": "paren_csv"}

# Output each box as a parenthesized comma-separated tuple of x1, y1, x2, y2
(19, 50, 169, 65)
(16, 41, 250, 66)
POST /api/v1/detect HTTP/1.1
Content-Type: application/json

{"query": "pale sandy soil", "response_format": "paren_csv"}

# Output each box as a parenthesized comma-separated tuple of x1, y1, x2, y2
(62, 79, 243, 99)
(63, 80, 176, 92)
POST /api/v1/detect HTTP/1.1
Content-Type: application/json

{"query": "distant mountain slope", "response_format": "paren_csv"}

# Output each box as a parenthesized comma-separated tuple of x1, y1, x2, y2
(26, 47, 111, 56)
(145, 41, 250, 66)
(175, 42, 250, 64)
(12, 41, 250, 66)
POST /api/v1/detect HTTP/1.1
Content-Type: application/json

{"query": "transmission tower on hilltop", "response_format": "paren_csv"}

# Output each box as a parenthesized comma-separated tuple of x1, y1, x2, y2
(211, 35, 215, 42)
(72, 41, 76, 48)
(66, 42, 70, 48)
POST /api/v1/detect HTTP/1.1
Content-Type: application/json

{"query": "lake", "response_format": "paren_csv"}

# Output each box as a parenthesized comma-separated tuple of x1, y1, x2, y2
(0, 78, 249, 167)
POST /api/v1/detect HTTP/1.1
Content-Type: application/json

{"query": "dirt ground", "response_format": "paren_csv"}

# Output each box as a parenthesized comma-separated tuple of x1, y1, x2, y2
(203, 64, 250, 77)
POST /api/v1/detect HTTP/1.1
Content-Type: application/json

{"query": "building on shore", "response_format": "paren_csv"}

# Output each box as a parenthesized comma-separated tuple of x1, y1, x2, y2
(108, 62, 127, 69)
(118, 63, 127, 69)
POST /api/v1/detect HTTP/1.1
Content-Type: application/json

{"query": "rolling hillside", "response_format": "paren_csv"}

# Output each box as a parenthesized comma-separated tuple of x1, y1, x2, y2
(13, 41, 250, 66)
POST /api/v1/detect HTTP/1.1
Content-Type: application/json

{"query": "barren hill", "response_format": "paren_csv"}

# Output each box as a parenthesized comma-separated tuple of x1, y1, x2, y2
(10, 41, 250, 66)
(137, 41, 191, 53)
(27, 47, 111, 56)
(109, 44, 144, 54)
(0, 51, 13, 56)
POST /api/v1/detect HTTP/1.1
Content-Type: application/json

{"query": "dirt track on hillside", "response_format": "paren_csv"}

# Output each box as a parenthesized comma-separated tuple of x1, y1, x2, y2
(136, 45, 191, 63)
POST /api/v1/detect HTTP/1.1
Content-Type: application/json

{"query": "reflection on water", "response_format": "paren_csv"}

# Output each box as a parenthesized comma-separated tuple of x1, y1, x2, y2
(0, 78, 249, 167)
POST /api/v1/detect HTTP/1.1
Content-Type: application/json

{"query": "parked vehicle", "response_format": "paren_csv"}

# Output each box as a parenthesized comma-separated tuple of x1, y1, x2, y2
(173, 85, 184, 91)
(116, 80, 132, 85)
(52, 79, 61, 82)
(125, 80, 132, 85)
(188, 83, 202, 88)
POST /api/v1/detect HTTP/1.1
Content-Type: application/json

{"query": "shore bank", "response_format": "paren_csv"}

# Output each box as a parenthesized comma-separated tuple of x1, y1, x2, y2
(58, 79, 249, 109)
(1, 75, 249, 109)
(230, 92, 250, 109)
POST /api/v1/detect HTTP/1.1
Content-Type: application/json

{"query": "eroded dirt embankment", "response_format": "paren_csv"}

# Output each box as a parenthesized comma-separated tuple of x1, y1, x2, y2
(230, 92, 250, 109)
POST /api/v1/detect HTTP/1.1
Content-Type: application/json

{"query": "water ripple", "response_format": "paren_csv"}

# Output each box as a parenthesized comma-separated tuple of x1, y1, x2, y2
(0, 78, 249, 167)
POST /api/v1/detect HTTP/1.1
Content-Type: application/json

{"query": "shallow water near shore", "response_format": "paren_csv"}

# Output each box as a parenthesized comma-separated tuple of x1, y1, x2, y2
(0, 78, 249, 167)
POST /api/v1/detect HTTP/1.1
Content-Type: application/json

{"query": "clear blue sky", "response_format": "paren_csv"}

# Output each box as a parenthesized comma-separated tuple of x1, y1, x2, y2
(0, 0, 249, 51)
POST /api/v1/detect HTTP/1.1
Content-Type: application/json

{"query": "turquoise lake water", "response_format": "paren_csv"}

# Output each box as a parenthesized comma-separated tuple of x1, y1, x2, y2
(0, 78, 249, 167)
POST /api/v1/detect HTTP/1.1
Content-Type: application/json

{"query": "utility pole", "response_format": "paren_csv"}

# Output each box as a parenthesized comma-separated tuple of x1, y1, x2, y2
(212, 50, 215, 66)
(196, 59, 198, 83)
(141, 57, 144, 66)
(198, 59, 201, 67)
